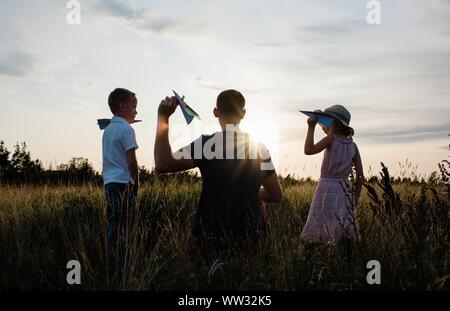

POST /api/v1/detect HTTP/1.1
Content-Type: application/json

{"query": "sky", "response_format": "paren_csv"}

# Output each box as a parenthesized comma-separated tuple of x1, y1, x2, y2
(0, 0, 449, 179)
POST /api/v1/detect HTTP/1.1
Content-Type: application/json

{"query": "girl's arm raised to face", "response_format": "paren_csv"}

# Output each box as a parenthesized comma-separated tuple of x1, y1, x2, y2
(304, 126, 334, 155)
(353, 144, 364, 206)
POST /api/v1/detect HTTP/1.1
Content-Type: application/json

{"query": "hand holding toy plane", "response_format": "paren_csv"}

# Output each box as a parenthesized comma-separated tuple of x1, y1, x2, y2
(172, 90, 201, 124)
(97, 90, 200, 130)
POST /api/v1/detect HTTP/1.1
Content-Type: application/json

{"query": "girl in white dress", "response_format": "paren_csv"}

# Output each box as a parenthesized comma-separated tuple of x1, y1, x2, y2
(300, 105, 364, 246)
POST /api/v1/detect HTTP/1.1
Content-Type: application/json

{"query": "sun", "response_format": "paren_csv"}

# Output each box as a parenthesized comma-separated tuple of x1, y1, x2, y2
(240, 114, 281, 165)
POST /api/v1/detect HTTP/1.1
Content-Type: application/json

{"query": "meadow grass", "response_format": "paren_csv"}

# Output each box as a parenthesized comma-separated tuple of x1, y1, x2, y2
(0, 173, 448, 291)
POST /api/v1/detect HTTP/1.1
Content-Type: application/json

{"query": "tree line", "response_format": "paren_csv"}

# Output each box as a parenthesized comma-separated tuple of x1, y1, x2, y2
(0, 140, 445, 186)
(0, 140, 200, 186)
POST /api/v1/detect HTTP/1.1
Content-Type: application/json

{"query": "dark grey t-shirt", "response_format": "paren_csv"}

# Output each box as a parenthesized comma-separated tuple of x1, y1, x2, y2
(181, 131, 275, 245)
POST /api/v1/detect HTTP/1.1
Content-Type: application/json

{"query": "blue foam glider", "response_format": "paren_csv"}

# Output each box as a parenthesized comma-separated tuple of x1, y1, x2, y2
(97, 119, 142, 130)
(173, 90, 201, 124)
(299, 110, 334, 128)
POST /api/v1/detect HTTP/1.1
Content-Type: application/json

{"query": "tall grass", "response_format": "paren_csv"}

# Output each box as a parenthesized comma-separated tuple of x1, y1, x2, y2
(0, 163, 449, 290)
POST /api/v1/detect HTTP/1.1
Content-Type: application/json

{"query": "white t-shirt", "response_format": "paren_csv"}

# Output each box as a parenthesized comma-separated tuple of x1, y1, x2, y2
(102, 116, 138, 185)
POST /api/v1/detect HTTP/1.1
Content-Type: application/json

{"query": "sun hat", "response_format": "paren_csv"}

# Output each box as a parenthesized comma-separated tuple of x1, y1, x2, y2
(299, 110, 334, 128)
(322, 105, 351, 127)
(323, 105, 354, 137)
(300, 104, 353, 135)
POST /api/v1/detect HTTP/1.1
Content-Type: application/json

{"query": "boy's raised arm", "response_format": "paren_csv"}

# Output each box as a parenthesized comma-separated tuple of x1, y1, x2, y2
(154, 96, 195, 173)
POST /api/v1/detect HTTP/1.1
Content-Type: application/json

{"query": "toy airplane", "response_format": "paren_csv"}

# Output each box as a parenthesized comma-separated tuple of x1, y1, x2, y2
(97, 91, 200, 129)
(97, 118, 142, 130)
(299, 110, 334, 128)
(173, 90, 201, 124)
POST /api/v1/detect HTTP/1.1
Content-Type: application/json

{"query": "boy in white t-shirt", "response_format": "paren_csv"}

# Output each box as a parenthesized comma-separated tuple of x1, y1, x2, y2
(102, 88, 139, 279)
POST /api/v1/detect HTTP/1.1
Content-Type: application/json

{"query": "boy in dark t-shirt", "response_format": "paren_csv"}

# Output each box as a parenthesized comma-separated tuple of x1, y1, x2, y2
(154, 90, 282, 256)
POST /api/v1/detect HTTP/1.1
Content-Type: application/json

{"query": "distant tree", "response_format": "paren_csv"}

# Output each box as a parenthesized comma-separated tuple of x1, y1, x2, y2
(70, 157, 95, 174)
(7, 142, 43, 182)
(11, 142, 33, 174)
(139, 165, 153, 183)
(57, 157, 98, 183)
(0, 140, 11, 180)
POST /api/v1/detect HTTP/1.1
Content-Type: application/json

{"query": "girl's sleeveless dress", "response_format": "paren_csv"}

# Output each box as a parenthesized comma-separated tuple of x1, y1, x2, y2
(300, 135, 359, 245)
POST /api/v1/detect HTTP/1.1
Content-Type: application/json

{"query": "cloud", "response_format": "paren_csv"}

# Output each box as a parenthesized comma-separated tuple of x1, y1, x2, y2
(296, 20, 367, 38)
(358, 123, 449, 143)
(253, 41, 290, 48)
(94, 0, 209, 37)
(254, 4, 450, 82)
(194, 76, 223, 91)
(0, 52, 34, 77)
(97, 0, 136, 19)
(193, 76, 263, 95)
(408, 0, 450, 36)
(96, 0, 176, 34)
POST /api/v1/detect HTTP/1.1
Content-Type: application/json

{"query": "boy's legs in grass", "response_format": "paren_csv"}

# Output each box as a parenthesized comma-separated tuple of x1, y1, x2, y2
(185, 232, 267, 290)
(186, 229, 267, 263)
(105, 182, 137, 285)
